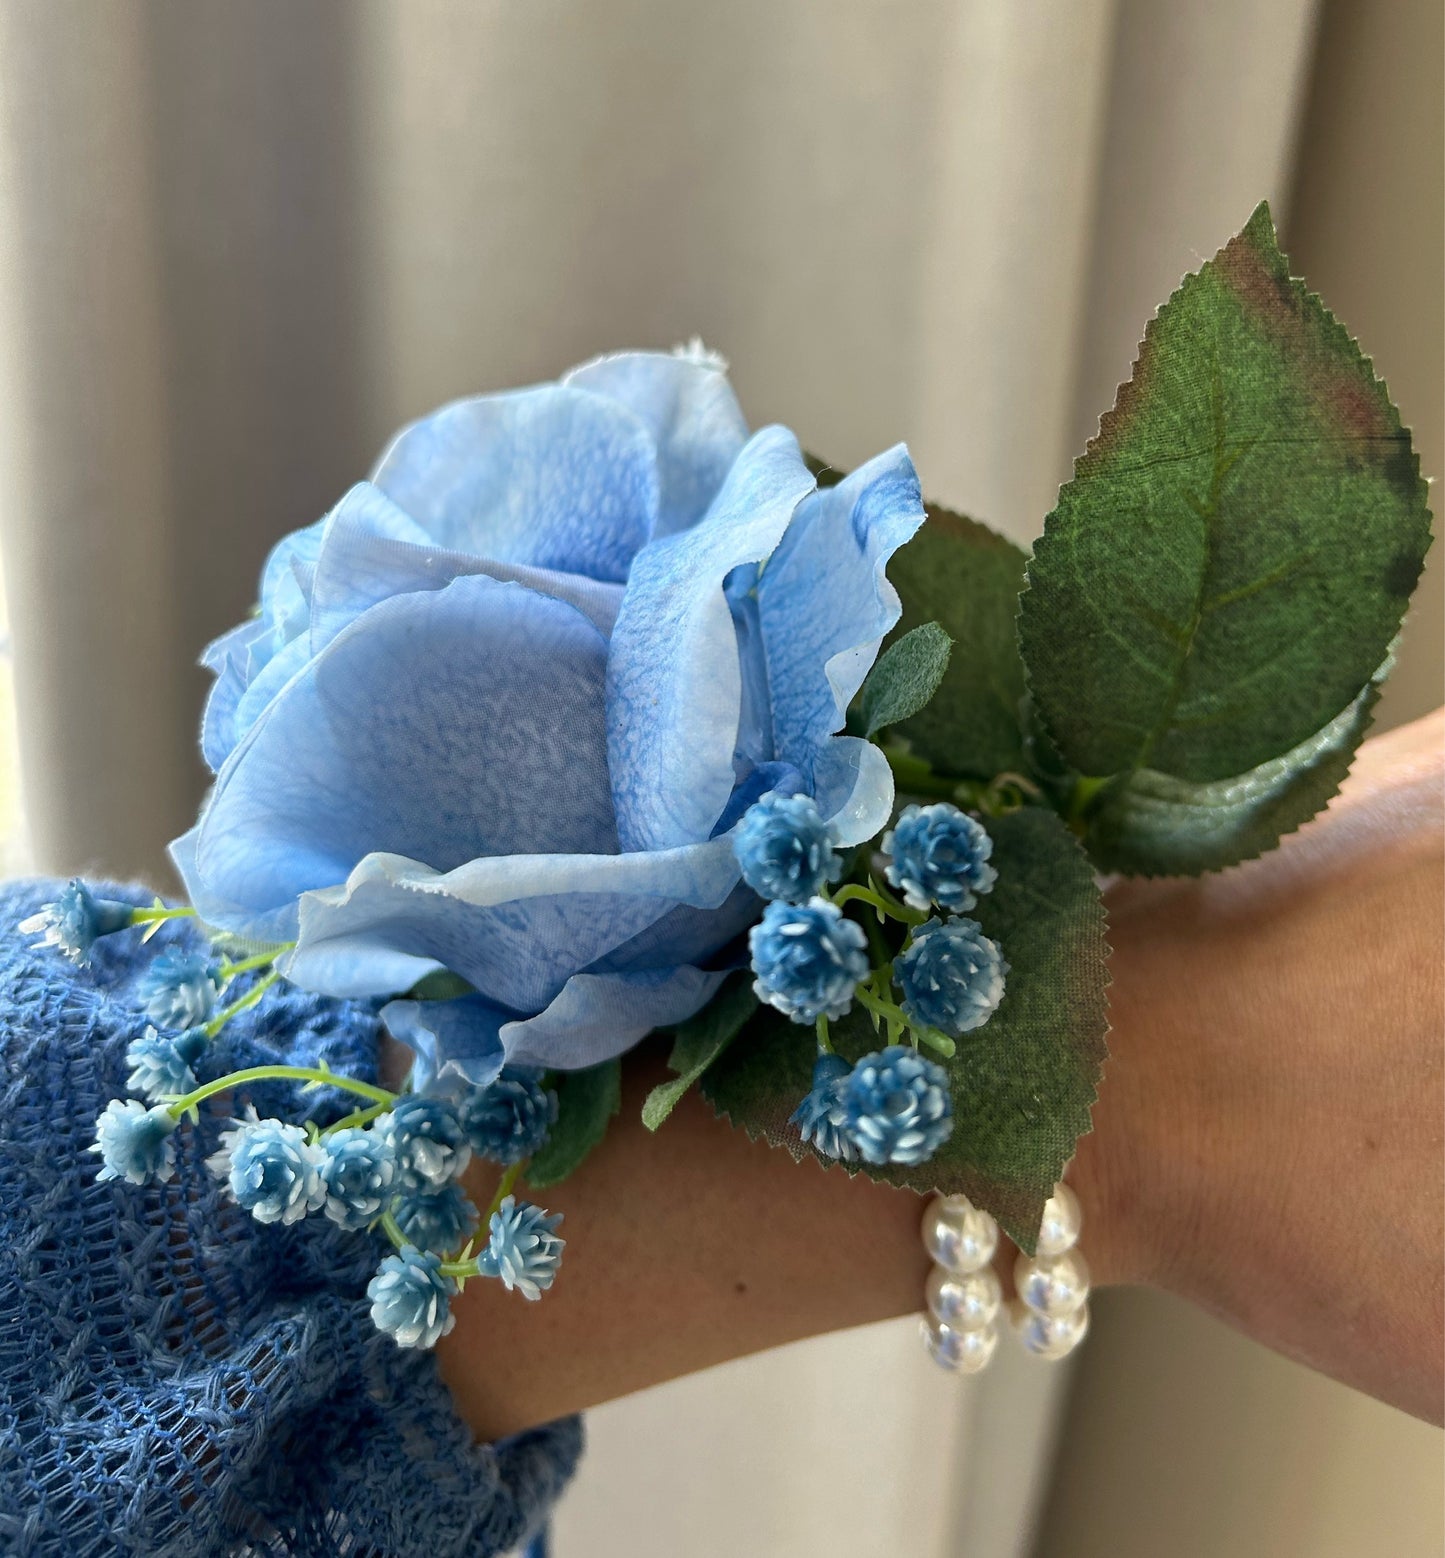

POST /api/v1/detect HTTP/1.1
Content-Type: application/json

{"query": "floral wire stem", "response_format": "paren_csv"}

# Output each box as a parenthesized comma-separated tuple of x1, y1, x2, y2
(130, 903, 197, 926)
(1066, 773, 1109, 830)
(989, 771, 1043, 809)
(322, 1098, 393, 1136)
(883, 744, 1045, 817)
(217, 947, 291, 987)
(202, 967, 282, 1039)
(852, 981, 906, 1045)
(852, 980, 898, 1027)
(880, 747, 969, 802)
(861, 906, 892, 967)
(380, 1209, 483, 1291)
(130, 903, 198, 944)
(484, 1159, 527, 1221)
(165, 1064, 398, 1125)
(851, 981, 956, 1059)
(371, 1161, 535, 1288)
(831, 880, 927, 927)
(912, 1026, 958, 1060)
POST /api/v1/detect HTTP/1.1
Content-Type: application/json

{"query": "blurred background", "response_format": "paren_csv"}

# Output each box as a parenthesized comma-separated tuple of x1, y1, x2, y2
(0, 1, 1439, 1553)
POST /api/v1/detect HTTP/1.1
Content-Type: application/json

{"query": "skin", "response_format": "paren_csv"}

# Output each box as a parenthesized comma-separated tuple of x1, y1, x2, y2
(434, 708, 1445, 1437)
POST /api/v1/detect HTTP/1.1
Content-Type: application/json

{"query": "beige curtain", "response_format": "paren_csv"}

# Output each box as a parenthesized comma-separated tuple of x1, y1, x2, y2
(6, 3, 1436, 1555)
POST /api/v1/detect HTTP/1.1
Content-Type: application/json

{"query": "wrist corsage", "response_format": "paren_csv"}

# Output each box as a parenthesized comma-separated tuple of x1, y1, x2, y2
(45, 204, 1431, 1367)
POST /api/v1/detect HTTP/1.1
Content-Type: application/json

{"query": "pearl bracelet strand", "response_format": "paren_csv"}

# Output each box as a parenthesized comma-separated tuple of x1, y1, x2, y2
(919, 1183, 1089, 1372)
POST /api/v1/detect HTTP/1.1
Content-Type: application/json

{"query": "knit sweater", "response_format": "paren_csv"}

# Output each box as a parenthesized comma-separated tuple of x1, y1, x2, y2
(0, 878, 581, 1557)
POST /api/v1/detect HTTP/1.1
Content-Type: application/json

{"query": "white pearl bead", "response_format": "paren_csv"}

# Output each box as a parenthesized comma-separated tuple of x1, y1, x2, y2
(926, 1263, 1002, 1330)
(921, 1195, 998, 1274)
(920, 1314, 999, 1374)
(1034, 1183, 1082, 1259)
(1010, 1298, 1089, 1360)
(1014, 1247, 1090, 1318)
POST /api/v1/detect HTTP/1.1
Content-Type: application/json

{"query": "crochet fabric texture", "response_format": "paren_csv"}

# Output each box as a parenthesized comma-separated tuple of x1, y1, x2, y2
(0, 879, 581, 1558)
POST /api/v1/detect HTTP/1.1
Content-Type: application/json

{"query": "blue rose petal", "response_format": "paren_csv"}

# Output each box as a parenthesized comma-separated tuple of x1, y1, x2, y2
(372, 385, 658, 581)
(606, 424, 817, 853)
(758, 445, 926, 792)
(174, 351, 927, 1074)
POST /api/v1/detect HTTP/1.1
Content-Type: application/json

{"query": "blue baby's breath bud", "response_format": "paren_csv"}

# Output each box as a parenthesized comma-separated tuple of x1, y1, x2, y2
(368, 1245, 456, 1349)
(458, 1068, 557, 1165)
(477, 1195, 565, 1301)
(137, 948, 220, 1030)
(206, 1111, 326, 1225)
(125, 1026, 207, 1102)
(749, 897, 869, 1024)
(844, 1044, 953, 1166)
(91, 1098, 178, 1185)
(789, 1051, 859, 1162)
(734, 792, 843, 903)
(895, 917, 1007, 1037)
(374, 1094, 472, 1190)
(882, 803, 997, 913)
(319, 1126, 397, 1231)
(392, 1182, 480, 1254)
(19, 879, 133, 965)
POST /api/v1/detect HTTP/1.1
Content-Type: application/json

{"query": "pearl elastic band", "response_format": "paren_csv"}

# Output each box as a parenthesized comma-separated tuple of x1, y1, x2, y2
(919, 1183, 1090, 1372)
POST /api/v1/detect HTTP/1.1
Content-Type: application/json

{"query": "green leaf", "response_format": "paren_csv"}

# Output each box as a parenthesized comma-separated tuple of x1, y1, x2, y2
(858, 622, 954, 737)
(1087, 662, 1386, 875)
(642, 975, 758, 1131)
(407, 969, 475, 1002)
(701, 807, 1108, 1252)
(525, 1059, 621, 1188)
(803, 451, 846, 488)
(1019, 202, 1431, 806)
(886, 504, 1032, 779)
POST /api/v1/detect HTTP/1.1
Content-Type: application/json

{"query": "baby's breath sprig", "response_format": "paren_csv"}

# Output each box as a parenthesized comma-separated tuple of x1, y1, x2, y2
(19, 882, 195, 965)
(737, 790, 1010, 1170)
(164, 1062, 398, 1126)
(370, 1152, 566, 1343)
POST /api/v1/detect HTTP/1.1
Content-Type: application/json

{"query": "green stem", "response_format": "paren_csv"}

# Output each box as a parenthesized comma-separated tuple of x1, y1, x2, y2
(853, 982, 903, 1026)
(218, 946, 293, 985)
(1066, 773, 1109, 828)
(861, 909, 892, 967)
(434, 1161, 532, 1283)
(990, 771, 1044, 804)
(883, 743, 1056, 819)
(484, 1160, 526, 1220)
(322, 1099, 393, 1136)
(131, 903, 198, 943)
(832, 881, 927, 927)
(853, 982, 956, 1058)
(913, 1027, 958, 1060)
(129, 904, 197, 927)
(881, 747, 966, 801)
(438, 1257, 479, 1280)
(380, 1209, 408, 1250)
(203, 967, 282, 1038)
(815, 1014, 833, 1054)
(167, 1063, 398, 1121)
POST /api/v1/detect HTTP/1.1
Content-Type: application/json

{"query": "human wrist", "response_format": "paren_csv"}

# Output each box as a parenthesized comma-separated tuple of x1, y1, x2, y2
(435, 1045, 932, 1440)
(1066, 879, 1210, 1297)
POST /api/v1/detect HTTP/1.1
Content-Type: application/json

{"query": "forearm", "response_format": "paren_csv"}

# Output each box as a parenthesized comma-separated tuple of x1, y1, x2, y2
(436, 1055, 933, 1438)
(1086, 711, 1445, 1423)
(437, 712, 1444, 1437)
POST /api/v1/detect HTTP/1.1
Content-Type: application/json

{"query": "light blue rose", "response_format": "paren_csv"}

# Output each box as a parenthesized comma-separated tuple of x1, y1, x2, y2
(173, 350, 924, 1083)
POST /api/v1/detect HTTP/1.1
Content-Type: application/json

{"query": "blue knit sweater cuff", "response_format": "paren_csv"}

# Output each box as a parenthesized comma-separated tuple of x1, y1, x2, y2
(0, 878, 582, 1557)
